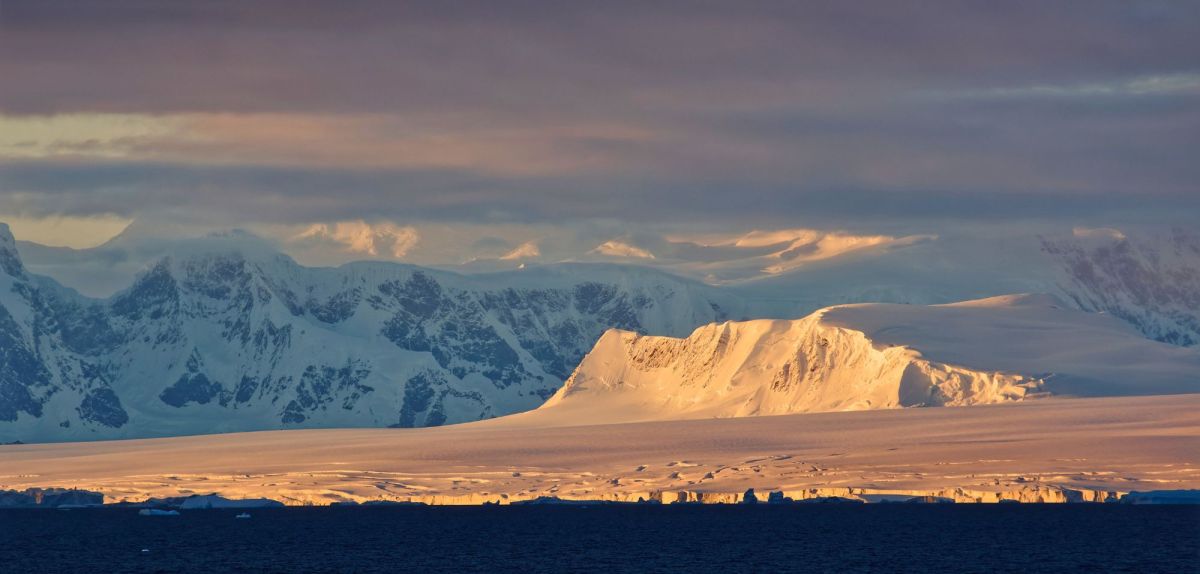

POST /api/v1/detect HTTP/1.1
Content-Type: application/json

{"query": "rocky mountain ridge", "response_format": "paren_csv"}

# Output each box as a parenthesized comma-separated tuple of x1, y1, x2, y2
(0, 224, 741, 441)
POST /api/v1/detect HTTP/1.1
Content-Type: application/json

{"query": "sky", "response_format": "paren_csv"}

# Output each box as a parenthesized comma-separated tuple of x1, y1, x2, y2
(1, 1, 1198, 255)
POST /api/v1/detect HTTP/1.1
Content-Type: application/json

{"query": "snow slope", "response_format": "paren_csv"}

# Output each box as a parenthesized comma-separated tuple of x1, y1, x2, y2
(523, 294, 1200, 425)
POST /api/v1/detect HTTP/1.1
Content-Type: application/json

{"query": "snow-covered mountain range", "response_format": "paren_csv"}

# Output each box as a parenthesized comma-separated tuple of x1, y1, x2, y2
(0, 224, 741, 442)
(525, 294, 1200, 426)
(2, 221, 1198, 442)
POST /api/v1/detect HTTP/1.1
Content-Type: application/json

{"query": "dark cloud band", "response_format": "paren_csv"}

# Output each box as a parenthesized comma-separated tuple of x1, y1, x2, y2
(1, 0, 1196, 230)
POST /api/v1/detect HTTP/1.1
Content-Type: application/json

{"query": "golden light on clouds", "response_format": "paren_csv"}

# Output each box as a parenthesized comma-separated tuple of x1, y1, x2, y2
(0, 112, 660, 176)
(589, 240, 655, 259)
(295, 220, 421, 258)
(499, 240, 541, 260)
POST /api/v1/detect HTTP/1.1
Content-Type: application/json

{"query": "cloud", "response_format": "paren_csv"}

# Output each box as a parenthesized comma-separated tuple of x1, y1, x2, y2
(1, 1, 1197, 241)
(644, 228, 934, 281)
(928, 72, 1200, 101)
(470, 236, 513, 253)
(499, 240, 541, 260)
(1072, 226, 1127, 242)
(0, 112, 662, 179)
(4, 2, 1197, 116)
(293, 220, 420, 258)
(589, 240, 655, 259)
(0, 114, 184, 160)
(3, 158, 1200, 236)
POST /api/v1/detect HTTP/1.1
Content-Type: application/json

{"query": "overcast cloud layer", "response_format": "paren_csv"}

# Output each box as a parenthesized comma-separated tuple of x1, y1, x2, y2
(1, 0, 1198, 239)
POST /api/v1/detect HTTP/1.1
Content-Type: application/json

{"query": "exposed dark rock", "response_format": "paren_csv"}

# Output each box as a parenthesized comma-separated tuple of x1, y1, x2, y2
(395, 371, 440, 428)
(78, 387, 129, 428)
(0, 304, 49, 421)
(0, 225, 24, 277)
(159, 351, 225, 407)
(307, 288, 361, 323)
(281, 361, 374, 424)
(110, 261, 179, 321)
(160, 372, 223, 407)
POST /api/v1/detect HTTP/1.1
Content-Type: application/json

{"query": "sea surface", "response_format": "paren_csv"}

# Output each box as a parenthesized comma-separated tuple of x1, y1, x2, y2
(1, 505, 1197, 573)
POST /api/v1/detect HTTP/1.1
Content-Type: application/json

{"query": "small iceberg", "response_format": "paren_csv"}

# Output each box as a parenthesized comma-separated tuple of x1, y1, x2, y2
(235, 512, 251, 519)
(796, 496, 865, 505)
(178, 494, 284, 509)
(138, 509, 180, 516)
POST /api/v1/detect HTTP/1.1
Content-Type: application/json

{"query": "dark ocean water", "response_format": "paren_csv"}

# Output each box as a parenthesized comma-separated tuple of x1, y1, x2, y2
(1, 505, 1197, 573)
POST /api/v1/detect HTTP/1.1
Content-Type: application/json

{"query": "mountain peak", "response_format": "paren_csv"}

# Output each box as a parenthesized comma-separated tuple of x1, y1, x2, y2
(0, 222, 25, 276)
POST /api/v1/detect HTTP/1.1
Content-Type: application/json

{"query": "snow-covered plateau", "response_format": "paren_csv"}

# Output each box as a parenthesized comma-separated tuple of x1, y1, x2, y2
(1, 394, 1196, 504)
